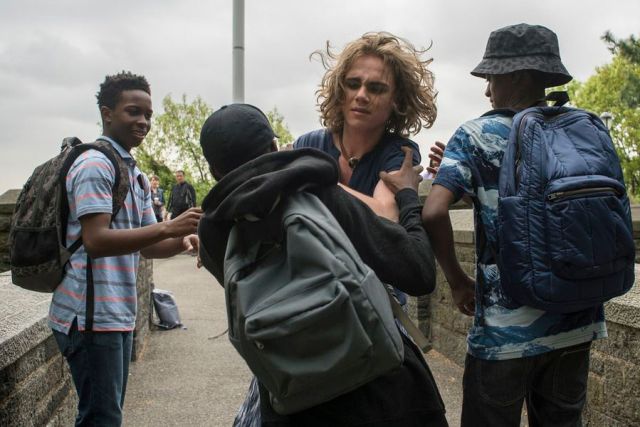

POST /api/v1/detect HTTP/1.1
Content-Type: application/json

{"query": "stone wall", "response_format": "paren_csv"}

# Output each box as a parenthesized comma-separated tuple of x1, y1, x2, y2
(412, 207, 640, 426)
(0, 190, 19, 272)
(0, 272, 77, 426)
(0, 261, 153, 426)
(587, 283, 640, 425)
(634, 206, 640, 263)
(133, 257, 154, 361)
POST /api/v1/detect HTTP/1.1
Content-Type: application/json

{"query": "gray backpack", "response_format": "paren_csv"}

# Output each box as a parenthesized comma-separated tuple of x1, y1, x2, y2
(223, 191, 404, 415)
(9, 137, 129, 292)
(152, 288, 183, 329)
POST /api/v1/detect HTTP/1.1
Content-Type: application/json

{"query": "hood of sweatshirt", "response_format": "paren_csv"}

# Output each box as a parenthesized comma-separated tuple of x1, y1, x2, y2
(198, 148, 339, 283)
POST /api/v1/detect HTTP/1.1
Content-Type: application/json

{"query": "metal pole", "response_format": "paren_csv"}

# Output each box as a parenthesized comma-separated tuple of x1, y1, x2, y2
(600, 112, 613, 129)
(232, 0, 245, 103)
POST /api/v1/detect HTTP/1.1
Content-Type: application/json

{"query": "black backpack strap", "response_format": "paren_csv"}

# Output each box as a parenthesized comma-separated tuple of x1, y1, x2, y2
(58, 139, 131, 256)
(481, 92, 569, 119)
(67, 238, 84, 257)
(137, 174, 145, 191)
(482, 108, 517, 118)
(85, 255, 95, 333)
(545, 91, 570, 107)
(88, 140, 131, 218)
(58, 138, 90, 254)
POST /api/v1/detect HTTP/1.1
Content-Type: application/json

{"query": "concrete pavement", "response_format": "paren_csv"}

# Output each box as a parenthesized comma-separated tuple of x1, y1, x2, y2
(124, 254, 464, 426)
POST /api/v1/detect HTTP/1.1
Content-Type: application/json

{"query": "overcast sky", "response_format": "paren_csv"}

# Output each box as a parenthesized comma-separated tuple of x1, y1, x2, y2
(1, 0, 638, 194)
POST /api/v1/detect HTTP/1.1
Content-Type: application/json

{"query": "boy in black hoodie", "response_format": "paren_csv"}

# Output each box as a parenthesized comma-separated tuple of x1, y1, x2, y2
(197, 103, 447, 426)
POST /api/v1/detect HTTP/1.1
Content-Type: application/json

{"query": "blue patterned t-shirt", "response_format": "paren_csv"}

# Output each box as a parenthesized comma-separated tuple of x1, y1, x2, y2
(434, 113, 607, 360)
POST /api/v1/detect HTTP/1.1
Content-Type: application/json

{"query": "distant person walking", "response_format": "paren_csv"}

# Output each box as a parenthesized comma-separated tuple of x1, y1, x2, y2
(168, 170, 196, 219)
(150, 175, 165, 222)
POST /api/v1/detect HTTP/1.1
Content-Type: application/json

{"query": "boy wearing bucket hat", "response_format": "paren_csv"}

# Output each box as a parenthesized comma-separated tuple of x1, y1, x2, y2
(417, 24, 607, 426)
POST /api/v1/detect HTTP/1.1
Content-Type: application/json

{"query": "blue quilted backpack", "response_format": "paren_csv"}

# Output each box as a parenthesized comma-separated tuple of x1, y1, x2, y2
(497, 100, 635, 313)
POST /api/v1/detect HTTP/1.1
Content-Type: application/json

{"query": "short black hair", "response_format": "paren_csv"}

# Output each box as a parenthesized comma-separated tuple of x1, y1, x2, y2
(96, 71, 150, 109)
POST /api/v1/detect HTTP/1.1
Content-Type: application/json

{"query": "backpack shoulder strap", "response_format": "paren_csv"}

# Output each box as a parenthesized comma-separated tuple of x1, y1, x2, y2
(58, 139, 130, 255)
(386, 290, 431, 353)
(482, 91, 570, 119)
(481, 108, 517, 118)
(545, 91, 570, 107)
(81, 140, 131, 218)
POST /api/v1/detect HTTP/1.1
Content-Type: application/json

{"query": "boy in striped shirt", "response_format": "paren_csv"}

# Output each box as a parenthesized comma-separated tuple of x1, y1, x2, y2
(49, 71, 202, 426)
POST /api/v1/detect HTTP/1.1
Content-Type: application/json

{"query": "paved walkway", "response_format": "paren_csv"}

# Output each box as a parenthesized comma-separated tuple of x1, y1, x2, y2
(124, 255, 464, 426)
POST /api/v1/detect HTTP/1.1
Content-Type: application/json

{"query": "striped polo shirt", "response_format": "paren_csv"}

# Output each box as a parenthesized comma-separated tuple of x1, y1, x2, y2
(48, 136, 156, 334)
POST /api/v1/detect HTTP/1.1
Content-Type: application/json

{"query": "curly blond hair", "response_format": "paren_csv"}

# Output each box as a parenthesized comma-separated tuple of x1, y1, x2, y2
(312, 32, 437, 137)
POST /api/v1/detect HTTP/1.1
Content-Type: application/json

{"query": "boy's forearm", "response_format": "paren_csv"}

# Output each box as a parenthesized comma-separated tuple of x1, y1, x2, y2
(422, 208, 467, 285)
(140, 237, 186, 258)
(80, 210, 200, 258)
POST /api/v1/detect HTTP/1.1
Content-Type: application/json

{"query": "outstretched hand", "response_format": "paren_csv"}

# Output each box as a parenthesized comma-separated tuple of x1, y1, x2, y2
(182, 234, 199, 254)
(379, 146, 423, 194)
(166, 207, 203, 238)
(427, 141, 446, 175)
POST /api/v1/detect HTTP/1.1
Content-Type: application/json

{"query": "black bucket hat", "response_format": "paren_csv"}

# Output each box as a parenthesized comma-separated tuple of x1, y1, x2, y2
(200, 104, 276, 177)
(471, 23, 572, 87)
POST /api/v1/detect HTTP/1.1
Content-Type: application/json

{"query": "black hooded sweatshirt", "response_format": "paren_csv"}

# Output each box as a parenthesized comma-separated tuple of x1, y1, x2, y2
(198, 149, 446, 426)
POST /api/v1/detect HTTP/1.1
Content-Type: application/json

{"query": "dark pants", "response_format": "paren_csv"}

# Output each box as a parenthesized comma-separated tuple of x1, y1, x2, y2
(53, 321, 133, 427)
(461, 342, 591, 427)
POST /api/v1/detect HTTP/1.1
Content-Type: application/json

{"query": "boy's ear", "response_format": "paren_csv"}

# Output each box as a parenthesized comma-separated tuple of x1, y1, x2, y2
(271, 138, 278, 153)
(100, 106, 113, 125)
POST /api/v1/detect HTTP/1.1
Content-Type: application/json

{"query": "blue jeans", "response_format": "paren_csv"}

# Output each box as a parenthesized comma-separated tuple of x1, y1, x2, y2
(53, 321, 133, 427)
(461, 342, 591, 427)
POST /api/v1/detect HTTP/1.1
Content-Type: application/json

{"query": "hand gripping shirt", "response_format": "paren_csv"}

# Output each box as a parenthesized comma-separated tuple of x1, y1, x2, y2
(294, 129, 422, 307)
(48, 136, 156, 334)
(434, 113, 607, 360)
(294, 129, 421, 197)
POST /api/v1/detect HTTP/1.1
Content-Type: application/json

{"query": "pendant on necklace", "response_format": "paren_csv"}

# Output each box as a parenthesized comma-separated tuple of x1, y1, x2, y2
(347, 157, 359, 169)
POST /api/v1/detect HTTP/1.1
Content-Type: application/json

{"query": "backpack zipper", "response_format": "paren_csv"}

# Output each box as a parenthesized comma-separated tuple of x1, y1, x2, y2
(547, 186, 620, 202)
(514, 112, 539, 189)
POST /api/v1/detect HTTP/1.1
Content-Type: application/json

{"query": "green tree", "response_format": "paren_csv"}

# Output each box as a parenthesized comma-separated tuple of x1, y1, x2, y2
(135, 94, 213, 204)
(136, 99, 297, 204)
(267, 107, 295, 148)
(567, 34, 640, 196)
(603, 31, 640, 64)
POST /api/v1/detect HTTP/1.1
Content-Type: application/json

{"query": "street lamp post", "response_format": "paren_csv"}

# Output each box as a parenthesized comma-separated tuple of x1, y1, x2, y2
(600, 112, 613, 129)
(232, 0, 245, 103)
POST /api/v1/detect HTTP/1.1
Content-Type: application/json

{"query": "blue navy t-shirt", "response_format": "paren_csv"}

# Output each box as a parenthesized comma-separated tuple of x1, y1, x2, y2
(434, 114, 607, 360)
(295, 129, 421, 307)
(294, 129, 421, 196)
